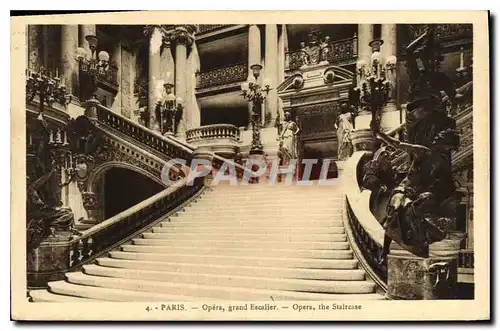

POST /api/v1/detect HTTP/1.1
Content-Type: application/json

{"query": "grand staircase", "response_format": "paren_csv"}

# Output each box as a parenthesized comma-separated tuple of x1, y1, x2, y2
(29, 183, 384, 301)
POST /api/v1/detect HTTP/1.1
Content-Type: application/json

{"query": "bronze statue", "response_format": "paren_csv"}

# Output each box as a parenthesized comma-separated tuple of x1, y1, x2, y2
(363, 25, 463, 264)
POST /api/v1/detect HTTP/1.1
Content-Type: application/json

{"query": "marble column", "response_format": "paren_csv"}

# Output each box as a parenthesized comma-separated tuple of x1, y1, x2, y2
(247, 24, 261, 127)
(147, 26, 163, 130)
(277, 25, 287, 122)
(60, 25, 79, 96)
(27, 25, 43, 71)
(264, 24, 279, 128)
(111, 41, 122, 114)
(186, 40, 201, 130)
(79, 25, 96, 54)
(172, 26, 196, 139)
(381, 24, 399, 127)
(357, 24, 373, 65)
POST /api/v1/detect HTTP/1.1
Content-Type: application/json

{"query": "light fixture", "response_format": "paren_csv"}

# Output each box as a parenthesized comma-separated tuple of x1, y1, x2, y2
(75, 35, 111, 99)
(26, 67, 72, 112)
(348, 39, 397, 133)
(241, 64, 271, 154)
(250, 64, 263, 78)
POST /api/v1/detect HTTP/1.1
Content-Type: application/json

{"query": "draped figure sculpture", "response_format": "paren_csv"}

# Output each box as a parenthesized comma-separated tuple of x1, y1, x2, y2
(335, 109, 354, 161)
(278, 112, 300, 167)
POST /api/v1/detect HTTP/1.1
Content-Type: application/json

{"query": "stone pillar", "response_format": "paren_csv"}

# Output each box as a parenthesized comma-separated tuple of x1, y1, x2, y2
(111, 41, 122, 114)
(357, 24, 373, 65)
(380, 24, 399, 128)
(248, 24, 261, 127)
(27, 25, 43, 71)
(277, 25, 287, 121)
(60, 25, 79, 96)
(171, 25, 196, 139)
(79, 25, 96, 54)
(186, 40, 201, 129)
(264, 24, 279, 128)
(147, 26, 163, 130)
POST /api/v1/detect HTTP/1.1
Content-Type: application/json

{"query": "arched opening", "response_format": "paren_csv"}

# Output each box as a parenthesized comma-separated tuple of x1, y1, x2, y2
(102, 167, 164, 219)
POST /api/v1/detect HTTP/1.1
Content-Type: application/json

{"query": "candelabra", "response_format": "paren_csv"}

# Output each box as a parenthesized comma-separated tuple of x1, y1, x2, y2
(241, 64, 271, 154)
(156, 82, 184, 136)
(26, 67, 72, 112)
(75, 35, 110, 99)
(350, 40, 397, 133)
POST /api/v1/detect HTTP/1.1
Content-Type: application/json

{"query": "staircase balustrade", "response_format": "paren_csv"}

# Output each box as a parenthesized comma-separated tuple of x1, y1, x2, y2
(95, 104, 193, 162)
(458, 250, 474, 269)
(342, 152, 388, 292)
(186, 124, 241, 143)
(68, 177, 204, 269)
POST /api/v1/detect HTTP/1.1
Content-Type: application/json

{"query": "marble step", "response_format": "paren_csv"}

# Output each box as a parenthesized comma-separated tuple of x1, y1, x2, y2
(141, 231, 346, 242)
(172, 213, 339, 221)
(162, 219, 344, 227)
(29, 289, 99, 302)
(47, 279, 207, 302)
(120, 244, 353, 259)
(150, 226, 345, 235)
(133, 237, 348, 250)
(97, 257, 364, 280)
(183, 207, 340, 213)
(65, 273, 380, 301)
(109, 251, 358, 269)
(83, 264, 375, 294)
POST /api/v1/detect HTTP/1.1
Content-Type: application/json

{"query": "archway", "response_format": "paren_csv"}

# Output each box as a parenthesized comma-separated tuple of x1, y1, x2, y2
(102, 167, 165, 219)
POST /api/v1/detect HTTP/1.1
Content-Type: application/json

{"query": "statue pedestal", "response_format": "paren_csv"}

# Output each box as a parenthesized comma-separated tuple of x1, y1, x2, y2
(350, 129, 380, 153)
(27, 232, 74, 288)
(387, 238, 462, 300)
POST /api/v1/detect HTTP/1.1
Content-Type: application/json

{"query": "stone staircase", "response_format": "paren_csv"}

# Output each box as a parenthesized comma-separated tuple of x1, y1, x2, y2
(29, 184, 384, 301)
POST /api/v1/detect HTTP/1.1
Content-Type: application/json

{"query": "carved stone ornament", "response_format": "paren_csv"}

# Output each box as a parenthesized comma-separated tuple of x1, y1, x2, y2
(82, 191, 99, 210)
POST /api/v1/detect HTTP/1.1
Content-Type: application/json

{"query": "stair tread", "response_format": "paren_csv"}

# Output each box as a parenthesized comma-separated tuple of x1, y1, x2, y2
(85, 264, 369, 286)
(111, 250, 355, 263)
(66, 273, 382, 301)
(83, 264, 373, 294)
(97, 257, 364, 277)
(48, 280, 210, 301)
(138, 236, 348, 246)
(29, 289, 99, 302)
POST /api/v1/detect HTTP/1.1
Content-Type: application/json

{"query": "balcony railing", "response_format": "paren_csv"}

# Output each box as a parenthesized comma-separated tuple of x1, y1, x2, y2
(198, 24, 237, 34)
(196, 62, 248, 90)
(186, 124, 241, 143)
(407, 24, 472, 42)
(286, 36, 357, 71)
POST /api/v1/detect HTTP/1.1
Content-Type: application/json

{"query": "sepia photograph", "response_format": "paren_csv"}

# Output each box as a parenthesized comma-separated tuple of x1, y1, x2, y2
(11, 11, 490, 321)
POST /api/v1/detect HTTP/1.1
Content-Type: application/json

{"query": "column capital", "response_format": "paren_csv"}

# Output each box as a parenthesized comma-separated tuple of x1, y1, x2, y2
(164, 25, 198, 47)
(143, 24, 163, 38)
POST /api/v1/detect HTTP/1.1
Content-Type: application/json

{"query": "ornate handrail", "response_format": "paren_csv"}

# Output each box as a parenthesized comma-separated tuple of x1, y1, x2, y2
(186, 124, 241, 143)
(286, 36, 357, 71)
(68, 177, 204, 269)
(342, 151, 387, 291)
(94, 103, 193, 162)
(196, 62, 248, 89)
